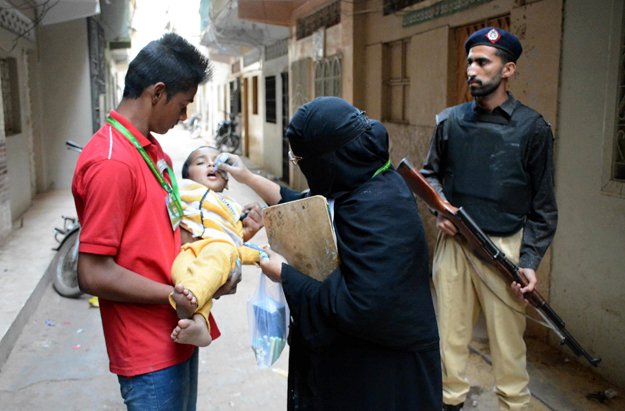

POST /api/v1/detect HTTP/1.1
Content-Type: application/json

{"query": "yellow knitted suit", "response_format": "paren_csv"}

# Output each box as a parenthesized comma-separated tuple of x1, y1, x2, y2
(170, 179, 260, 327)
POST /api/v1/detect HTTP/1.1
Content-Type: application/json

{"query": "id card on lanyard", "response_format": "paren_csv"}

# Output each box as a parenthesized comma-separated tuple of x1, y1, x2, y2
(107, 116, 183, 231)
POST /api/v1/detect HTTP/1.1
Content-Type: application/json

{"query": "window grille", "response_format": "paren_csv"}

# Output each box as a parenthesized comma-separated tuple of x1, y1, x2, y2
(252, 76, 259, 115)
(612, 9, 625, 181)
(296, 1, 340, 40)
(265, 76, 277, 124)
(291, 58, 312, 110)
(0, 57, 21, 135)
(383, 0, 426, 15)
(314, 55, 342, 98)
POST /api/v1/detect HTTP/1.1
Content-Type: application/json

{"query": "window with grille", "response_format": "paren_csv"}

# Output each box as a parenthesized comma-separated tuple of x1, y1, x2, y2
(314, 55, 342, 98)
(265, 76, 276, 124)
(382, 38, 410, 123)
(296, 1, 340, 40)
(252, 76, 258, 115)
(383, 0, 426, 15)
(612, 9, 625, 181)
(0, 57, 21, 136)
(291, 58, 312, 110)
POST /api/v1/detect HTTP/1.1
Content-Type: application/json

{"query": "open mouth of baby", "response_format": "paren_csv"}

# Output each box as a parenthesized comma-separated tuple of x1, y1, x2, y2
(208, 169, 228, 180)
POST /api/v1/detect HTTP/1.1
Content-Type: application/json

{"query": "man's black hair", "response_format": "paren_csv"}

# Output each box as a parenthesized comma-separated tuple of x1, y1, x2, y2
(123, 33, 212, 100)
(494, 48, 517, 64)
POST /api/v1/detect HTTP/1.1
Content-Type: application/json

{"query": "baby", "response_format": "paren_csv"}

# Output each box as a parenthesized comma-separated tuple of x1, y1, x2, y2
(169, 146, 262, 346)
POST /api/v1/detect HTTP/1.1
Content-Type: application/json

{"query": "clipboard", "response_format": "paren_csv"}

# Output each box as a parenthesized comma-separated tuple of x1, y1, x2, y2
(263, 195, 339, 281)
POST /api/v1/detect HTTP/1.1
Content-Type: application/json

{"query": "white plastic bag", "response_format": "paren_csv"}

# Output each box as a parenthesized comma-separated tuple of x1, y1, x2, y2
(247, 273, 289, 368)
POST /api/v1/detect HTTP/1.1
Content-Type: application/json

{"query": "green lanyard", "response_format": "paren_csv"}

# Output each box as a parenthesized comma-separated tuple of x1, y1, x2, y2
(106, 116, 184, 221)
(371, 159, 392, 178)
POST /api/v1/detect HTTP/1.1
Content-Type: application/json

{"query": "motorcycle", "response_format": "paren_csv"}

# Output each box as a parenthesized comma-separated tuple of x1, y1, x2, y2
(215, 114, 241, 153)
(47, 141, 82, 298)
(181, 113, 202, 138)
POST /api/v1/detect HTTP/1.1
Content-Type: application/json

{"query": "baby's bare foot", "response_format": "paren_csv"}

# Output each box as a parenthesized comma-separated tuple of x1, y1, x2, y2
(171, 314, 213, 347)
(172, 283, 197, 319)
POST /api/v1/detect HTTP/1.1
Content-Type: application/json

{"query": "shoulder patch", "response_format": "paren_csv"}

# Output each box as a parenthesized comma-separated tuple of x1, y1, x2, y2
(435, 107, 454, 125)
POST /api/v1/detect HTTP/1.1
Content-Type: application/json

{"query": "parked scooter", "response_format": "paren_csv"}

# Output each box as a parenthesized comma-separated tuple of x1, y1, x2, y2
(214, 113, 241, 153)
(181, 113, 202, 138)
(47, 141, 82, 298)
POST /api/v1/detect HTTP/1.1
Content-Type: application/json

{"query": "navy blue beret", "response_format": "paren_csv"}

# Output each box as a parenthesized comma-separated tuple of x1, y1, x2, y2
(464, 27, 523, 61)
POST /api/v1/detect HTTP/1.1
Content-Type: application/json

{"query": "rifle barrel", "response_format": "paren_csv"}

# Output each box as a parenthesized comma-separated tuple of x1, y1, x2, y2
(397, 157, 601, 368)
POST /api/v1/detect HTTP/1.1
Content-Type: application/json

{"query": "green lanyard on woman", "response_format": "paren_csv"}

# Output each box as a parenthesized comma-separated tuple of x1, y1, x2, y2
(107, 116, 184, 230)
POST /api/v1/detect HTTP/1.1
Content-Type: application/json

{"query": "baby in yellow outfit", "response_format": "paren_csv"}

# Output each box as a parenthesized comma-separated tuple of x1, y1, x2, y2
(170, 146, 261, 347)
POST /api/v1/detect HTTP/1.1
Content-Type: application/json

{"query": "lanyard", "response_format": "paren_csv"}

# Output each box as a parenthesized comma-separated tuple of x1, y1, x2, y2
(106, 116, 184, 220)
(371, 159, 392, 178)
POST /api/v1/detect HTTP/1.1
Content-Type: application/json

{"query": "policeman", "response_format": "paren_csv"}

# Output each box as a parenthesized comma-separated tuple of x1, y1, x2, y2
(421, 27, 558, 411)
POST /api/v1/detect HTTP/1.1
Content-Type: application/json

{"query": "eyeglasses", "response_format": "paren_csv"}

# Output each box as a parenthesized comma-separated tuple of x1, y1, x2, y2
(288, 149, 303, 165)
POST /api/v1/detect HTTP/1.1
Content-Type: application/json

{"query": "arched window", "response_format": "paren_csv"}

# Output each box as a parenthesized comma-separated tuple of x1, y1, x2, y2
(314, 55, 342, 98)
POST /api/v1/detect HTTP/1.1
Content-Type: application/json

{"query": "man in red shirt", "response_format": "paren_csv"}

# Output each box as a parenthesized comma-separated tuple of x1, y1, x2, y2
(73, 33, 256, 410)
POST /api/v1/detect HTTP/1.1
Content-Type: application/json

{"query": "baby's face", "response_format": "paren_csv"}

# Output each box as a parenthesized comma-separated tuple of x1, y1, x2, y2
(186, 147, 227, 192)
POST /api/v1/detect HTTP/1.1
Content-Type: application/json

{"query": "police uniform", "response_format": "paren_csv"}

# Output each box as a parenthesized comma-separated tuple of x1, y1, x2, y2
(421, 27, 557, 410)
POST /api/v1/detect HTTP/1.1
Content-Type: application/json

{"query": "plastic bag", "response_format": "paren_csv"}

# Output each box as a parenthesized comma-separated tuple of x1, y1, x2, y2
(247, 273, 289, 368)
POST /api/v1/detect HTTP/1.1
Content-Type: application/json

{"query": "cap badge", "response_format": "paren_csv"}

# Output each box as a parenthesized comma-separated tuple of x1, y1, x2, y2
(486, 28, 501, 44)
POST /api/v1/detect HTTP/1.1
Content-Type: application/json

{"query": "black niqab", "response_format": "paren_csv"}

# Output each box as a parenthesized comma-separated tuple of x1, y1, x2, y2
(286, 97, 389, 198)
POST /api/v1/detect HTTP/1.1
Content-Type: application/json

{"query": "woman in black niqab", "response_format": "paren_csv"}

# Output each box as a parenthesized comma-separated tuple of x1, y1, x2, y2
(222, 97, 441, 410)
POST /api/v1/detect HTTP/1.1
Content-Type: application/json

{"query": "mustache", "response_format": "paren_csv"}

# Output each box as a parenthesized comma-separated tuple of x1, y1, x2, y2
(467, 78, 481, 85)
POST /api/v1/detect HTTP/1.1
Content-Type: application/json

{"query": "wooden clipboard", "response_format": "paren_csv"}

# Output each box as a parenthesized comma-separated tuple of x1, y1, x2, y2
(263, 195, 339, 281)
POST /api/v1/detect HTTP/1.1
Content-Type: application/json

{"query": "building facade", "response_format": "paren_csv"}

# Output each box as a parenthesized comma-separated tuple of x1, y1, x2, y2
(0, 0, 131, 242)
(208, 0, 625, 387)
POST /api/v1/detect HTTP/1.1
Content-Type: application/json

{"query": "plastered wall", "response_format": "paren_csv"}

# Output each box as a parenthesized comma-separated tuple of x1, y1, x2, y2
(38, 19, 92, 190)
(554, 0, 625, 387)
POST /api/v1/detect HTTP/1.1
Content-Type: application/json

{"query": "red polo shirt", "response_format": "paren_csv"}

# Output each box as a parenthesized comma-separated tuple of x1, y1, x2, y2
(72, 110, 194, 376)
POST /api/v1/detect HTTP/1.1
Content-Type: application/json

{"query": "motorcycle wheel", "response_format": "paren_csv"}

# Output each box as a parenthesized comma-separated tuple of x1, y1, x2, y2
(225, 134, 240, 153)
(49, 230, 83, 298)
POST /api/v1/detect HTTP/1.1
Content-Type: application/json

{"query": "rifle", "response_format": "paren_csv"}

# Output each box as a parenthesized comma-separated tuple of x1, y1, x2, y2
(397, 158, 601, 367)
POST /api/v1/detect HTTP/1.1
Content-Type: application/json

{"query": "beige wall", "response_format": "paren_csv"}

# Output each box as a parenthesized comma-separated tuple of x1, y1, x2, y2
(2, 37, 34, 222)
(242, 66, 264, 167)
(38, 19, 92, 190)
(554, 0, 625, 386)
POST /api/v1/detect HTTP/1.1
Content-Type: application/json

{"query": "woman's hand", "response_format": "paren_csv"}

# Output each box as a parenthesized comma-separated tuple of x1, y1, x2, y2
(217, 154, 254, 184)
(259, 248, 288, 282)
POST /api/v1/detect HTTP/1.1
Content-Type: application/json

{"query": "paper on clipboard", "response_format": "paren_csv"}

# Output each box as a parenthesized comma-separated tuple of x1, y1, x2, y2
(263, 195, 339, 281)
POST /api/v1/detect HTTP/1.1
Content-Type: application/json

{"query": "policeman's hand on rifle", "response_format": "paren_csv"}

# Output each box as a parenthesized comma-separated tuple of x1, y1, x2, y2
(436, 214, 459, 236)
(511, 267, 537, 302)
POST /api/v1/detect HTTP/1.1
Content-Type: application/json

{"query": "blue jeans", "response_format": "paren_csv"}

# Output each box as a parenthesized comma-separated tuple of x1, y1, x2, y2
(117, 349, 199, 411)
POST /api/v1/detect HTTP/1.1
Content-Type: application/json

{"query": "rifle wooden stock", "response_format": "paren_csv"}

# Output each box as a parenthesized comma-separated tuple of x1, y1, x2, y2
(397, 158, 601, 367)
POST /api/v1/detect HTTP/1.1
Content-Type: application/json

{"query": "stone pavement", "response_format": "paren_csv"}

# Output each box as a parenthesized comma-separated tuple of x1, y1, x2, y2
(0, 128, 623, 410)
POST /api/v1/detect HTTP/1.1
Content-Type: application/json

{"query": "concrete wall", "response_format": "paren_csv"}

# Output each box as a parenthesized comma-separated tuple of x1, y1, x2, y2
(2, 42, 34, 223)
(554, 0, 625, 386)
(242, 64, 263, 167)
(199, 59, 230, 144)
(37, 19, 92, 190)
(361, 0, 563, 279)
